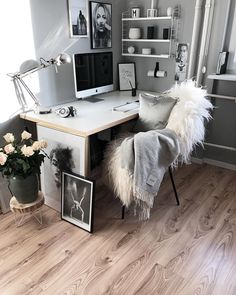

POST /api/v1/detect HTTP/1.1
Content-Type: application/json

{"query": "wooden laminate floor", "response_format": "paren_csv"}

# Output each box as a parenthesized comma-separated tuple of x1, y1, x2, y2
(1, 163, 236, 295)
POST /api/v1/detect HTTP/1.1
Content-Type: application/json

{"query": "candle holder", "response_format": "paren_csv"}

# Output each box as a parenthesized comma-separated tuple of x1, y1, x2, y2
(147, 0, 158, 17)
(147, 9, 157, 17)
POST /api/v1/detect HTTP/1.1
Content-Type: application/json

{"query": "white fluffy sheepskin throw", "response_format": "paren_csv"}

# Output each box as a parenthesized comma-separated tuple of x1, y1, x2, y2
(103, 80, 213, 214)
(103, 133, 135, 207)
(166, 80, 213, 163)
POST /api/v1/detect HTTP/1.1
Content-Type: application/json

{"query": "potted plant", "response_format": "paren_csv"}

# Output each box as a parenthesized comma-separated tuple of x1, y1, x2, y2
(0, 130, 47, 203)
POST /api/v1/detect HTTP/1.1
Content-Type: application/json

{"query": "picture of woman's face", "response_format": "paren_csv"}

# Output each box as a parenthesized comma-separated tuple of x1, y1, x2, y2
(50, 152, 60, 185)
(95, 6, 107, 32)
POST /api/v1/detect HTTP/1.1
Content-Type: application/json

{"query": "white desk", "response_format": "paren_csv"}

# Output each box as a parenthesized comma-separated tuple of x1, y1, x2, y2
(20, 91, 139, 137)
(20, 91, 140, 211)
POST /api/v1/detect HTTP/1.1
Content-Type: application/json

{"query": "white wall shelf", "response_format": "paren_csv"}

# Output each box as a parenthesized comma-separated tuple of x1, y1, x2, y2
(122, 53, 170, 59)
(208, 74, 236, 81)
(122, 16, 172, 21)
(122, 11, 178, 59)
(122, 39, 171, 43)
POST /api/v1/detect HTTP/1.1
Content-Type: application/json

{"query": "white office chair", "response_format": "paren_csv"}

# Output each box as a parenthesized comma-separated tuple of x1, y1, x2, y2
(103, 80, 213, 220)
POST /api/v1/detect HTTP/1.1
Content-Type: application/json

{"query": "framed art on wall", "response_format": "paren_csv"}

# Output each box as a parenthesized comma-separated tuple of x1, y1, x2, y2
(61, 171, 95, 233)
(90, 1, 112, 49)
(175, 43, 189, 82)
(118, 63, 136, 90)
(68, 0, 88, 37)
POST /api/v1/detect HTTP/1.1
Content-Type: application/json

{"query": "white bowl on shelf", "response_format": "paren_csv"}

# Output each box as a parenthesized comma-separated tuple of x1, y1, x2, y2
(128, 46, 135, 54)
(129, 28, 141, 39)
(142, 48, 151, 55)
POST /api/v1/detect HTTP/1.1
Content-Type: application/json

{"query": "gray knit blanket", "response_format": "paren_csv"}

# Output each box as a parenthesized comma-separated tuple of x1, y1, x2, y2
(120, 128, 179, 220)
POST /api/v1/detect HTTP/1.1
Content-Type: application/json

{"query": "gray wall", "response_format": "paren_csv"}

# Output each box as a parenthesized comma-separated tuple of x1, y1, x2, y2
(30, 0, 126, 107)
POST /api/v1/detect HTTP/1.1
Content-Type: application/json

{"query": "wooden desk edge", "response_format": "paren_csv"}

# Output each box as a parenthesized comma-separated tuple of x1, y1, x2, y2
(20, 112, 138, 137)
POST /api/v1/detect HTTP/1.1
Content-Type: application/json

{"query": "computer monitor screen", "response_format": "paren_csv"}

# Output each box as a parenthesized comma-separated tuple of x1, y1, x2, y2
(73, 52, 113, 99)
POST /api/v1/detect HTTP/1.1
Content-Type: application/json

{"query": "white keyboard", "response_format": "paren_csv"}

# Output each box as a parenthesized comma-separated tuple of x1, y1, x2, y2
(112, 101, 139, 112)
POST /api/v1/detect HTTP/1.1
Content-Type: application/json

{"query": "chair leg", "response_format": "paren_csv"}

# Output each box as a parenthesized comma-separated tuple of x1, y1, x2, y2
(168, 167, 180, 206)
(121, 205, 125, 219)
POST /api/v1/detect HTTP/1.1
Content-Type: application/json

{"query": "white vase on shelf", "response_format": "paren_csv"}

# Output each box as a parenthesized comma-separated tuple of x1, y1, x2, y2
(129, 28, 141, 39)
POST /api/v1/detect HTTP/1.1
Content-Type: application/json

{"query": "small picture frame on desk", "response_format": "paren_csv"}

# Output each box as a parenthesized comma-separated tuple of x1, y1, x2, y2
(67, 0, 89, 37)
(61, 171, 95, 233)
(118, 62, 136, 91)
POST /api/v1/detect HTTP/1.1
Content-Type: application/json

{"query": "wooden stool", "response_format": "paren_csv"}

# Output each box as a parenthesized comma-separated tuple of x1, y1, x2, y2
(10, 191, 44, 227)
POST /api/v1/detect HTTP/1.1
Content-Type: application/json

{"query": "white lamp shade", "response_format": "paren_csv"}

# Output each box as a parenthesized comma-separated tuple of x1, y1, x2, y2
(19, 59, 40, 74)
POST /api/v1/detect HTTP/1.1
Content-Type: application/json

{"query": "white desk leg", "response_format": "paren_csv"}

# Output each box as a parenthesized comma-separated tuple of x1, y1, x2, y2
(84, 136, 90, 177)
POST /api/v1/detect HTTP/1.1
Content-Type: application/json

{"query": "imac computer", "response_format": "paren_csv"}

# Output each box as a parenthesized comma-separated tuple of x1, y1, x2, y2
(72, 52, 113, 100)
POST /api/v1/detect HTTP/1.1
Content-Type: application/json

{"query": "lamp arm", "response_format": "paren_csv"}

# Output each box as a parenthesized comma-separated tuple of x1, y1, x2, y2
(13, 79, 27, 107)
(17, 77, 39, 105)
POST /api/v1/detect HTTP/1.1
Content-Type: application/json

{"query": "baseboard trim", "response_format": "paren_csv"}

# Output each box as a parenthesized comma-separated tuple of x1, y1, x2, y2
(191, 157, 236, 171)
(191, 157, 204, 164)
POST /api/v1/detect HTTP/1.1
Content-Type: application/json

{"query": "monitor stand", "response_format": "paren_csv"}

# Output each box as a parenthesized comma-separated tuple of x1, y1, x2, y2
(83, 97, 104, 103)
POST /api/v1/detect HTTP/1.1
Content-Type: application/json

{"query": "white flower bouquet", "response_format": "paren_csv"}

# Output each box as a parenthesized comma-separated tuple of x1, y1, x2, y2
(0, 130, 47, 178)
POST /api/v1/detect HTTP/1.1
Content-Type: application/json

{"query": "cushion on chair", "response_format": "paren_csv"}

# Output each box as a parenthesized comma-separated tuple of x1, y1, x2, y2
(133, 93, 177, 132)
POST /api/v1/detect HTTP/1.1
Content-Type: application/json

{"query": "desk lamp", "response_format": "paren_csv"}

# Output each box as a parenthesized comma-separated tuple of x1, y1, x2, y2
(8, 53, 71, 113)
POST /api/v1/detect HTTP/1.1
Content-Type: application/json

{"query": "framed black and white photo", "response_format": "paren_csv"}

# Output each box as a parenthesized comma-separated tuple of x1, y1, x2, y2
(175, 43, 189, 82)
(90, 1, 112, 49)
(118, 63, 136, 90)
(68, 0, 88, 37)
(37, 125, 85, 212)
(61, 171, 95, 233)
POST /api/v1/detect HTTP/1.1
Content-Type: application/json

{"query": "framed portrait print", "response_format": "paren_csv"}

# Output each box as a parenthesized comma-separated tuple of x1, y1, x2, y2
(68, 0, 88, 37)
(90, 1, 112, 49)
(61, 171, 95, 233)
(118, 63, 136, 91)
(175, 43, 189, 82)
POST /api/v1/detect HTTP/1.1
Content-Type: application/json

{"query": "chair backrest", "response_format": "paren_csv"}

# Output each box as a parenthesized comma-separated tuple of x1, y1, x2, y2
(166, 80, 213, 163)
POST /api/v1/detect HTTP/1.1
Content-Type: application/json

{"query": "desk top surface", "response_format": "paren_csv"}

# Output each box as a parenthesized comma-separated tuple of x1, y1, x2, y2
(20, 91, 142, 137)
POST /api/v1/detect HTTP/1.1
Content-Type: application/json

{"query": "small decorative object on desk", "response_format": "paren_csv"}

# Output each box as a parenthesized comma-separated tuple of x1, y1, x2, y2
(118, 62, 136, 91)
(0, 130, 48, 204)
(147, 0, 158, 17)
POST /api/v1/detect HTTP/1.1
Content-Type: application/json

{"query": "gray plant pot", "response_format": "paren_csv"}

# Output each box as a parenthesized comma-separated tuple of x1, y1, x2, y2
(8, 174, 39, 204)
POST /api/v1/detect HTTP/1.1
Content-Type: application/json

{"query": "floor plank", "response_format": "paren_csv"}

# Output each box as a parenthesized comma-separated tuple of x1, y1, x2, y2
(0, 163, 236, 295)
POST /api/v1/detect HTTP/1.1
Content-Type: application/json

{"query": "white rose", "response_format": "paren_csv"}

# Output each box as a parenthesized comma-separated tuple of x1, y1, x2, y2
(39, 140, 48, 149)
(3, 133, 14, 143)
(21, 145, 34, 157)
(0, 152, 7, 165)
(32, 141, 41, 151)
(21, 131, 32, 140)
(4, 144, 15, 154)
